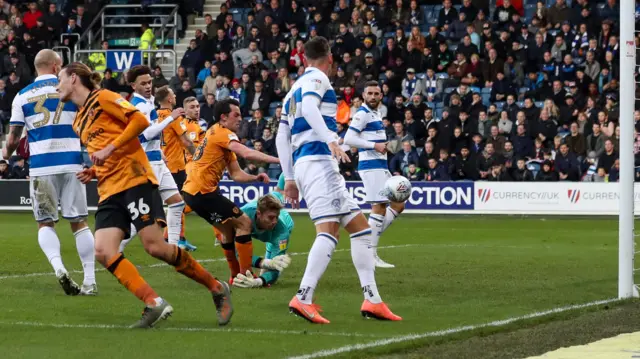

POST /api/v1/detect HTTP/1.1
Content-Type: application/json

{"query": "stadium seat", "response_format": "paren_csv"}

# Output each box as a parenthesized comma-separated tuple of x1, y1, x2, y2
(470, 86, 481, 93)
(481, 87, 492, 94)
(495, 102, 505, 110)
(535, 101, 544, 108)
(444, 87, 455, 94)
(482, 93, 491, 106)
(416, 72, 426, 79)
(267, 163, 282, 179)
(436, 73, 449, 79)
(436, 108, 444, 118)
(436, 102, 444, 109)
(517, 101, 525, 107)
(519, 87, 530, 94)
(269, 102, 282, 117)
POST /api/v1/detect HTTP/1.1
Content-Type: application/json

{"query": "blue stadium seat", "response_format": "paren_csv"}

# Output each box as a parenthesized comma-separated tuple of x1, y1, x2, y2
(444, 87, 455, 94)
(435, 102, 444, 109)
(535, 101, 544, 108)
(416, 72, 426, 79)
(470, 86, 481, 93)
(481, 87, 492, 94)
(495, 102, 505, 110)
(519, 87, 529, 94)
(482, 93, 491, 106)
(517, 101, 525, 107)
(436, 108, 444, 118)
(267, 163, 282, 180)
(436, 73, 449, 79)
(269, 101, 282, 117)
(434, 5, 443, 13)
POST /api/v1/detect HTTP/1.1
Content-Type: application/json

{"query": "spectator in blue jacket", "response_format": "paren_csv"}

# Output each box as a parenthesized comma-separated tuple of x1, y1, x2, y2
(390, 141, 420, 175)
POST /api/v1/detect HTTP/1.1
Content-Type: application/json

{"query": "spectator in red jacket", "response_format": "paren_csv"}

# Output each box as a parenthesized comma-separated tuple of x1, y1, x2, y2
(22, 2, 42, 29)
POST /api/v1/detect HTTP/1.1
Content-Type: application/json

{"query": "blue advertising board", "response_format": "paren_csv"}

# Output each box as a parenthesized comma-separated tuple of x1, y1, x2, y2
(106, 51, 143, 72)
(217, 181, 475, 211)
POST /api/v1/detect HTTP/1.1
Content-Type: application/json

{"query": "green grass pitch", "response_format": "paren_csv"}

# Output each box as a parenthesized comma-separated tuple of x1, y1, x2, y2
(0, 212, 621, 359)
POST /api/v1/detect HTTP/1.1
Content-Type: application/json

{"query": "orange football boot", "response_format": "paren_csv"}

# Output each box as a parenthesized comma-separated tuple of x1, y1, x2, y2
(360, 300, 403, 321)
(288, 296, 330, 324)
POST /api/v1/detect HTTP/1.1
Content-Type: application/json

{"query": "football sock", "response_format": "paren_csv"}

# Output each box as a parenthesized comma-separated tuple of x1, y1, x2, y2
(234, 234, 253, 274)
(106, 253, 158, 306)
(73, 227, 96, 286)
(350, 228, 382, 304)
(170, 246, 222, 293)
(221, 241, 240, 278)
(167, 201, 185, 245)
(297, 233, 337, 305)
(118, 224, 136, 253)
(381, 207, 399, 233)
(368, 214, 385, 255)
(38, 226, 66, 274)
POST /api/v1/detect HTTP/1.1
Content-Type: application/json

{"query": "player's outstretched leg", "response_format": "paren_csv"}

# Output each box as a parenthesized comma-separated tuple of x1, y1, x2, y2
(289, 225, 338, 324)
(38, 224, 81, 296)
(71, 223, 97, 295)
(346, 214, 402, 321)
(95, 227, 172, 329)
(139, 224, 233, 326)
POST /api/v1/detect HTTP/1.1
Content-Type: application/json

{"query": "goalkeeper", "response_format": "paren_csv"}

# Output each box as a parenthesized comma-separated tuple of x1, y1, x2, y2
(216, 174, 294, 288)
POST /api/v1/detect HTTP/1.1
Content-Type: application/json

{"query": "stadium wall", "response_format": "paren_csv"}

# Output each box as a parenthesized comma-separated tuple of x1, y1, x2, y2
(0, 180, 636, 215)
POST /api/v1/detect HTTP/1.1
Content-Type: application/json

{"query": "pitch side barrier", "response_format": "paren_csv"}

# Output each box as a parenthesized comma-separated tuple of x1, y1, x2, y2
(0, 180, 636, 215)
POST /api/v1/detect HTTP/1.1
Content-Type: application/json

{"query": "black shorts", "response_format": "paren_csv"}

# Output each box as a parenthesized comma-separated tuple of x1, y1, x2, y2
(95, 182, 166, 237)
(183, 190, 243, 225)
(171, 170, 187, 191)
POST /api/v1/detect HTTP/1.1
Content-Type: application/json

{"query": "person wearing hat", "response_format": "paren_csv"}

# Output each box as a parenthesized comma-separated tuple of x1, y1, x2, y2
(362, 52, 379, 80)
(401, 67, 424, 100)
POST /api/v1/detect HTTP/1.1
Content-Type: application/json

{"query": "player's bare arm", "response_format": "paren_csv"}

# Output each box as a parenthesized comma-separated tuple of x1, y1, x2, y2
(227, 160, 270, 183)
(179, 132, 196, 155)
(1, 124, 24, 159)
(228, 141, 279, 164)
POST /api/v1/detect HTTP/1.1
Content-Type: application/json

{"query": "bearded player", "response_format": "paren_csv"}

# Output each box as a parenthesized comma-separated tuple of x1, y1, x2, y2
(343, 81, 405, 268)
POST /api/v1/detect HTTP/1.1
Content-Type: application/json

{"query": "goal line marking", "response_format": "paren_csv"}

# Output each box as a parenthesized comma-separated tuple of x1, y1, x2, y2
(285, 298, 620, 359)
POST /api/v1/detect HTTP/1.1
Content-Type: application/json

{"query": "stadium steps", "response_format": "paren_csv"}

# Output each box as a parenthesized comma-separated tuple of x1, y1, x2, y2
(159, 0, 225, 77)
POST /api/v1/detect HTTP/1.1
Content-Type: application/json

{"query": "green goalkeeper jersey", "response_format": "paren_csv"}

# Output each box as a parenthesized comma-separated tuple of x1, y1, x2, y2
(241, 174, 294, 285)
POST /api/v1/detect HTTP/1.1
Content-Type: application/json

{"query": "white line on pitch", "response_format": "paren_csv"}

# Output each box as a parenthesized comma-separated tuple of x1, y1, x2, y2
(0, 242, 593, 281)
(285, 298, 621, 359)
(0, 321, 381, 338)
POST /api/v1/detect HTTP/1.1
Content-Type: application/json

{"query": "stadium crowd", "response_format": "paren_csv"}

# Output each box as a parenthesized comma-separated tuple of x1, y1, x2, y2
(0, 0, 635, 182)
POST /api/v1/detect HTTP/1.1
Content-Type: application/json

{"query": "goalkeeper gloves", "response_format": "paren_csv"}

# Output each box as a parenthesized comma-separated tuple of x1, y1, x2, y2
(233, 270, 264, 288)
(260, 254, 291, 271)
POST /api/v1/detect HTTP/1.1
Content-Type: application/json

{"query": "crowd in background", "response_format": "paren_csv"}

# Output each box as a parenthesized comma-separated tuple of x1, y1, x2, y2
(0, 0, 635, 182)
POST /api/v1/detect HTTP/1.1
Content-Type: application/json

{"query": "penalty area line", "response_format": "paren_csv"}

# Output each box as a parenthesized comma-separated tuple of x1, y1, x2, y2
(0, 321, 381, 338)
(286, 298, 621, 359)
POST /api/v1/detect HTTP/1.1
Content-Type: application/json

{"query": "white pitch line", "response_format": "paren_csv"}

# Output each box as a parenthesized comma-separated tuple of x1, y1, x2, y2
(0, 243, 539, 281)
(0, 321, 381, 338)
(285, 298, 621, 359)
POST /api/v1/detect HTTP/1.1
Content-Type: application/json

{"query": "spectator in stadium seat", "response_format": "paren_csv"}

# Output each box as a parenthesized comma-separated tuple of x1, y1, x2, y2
(8, 53, 31, 82)
(214, 76, 230, 100)
(229, 78, 246, 107)
(488, 163, 513, 181)
(453, 147, 478, 180)
(404, 109, 427, 147)
(587, 123, 607, 158)
(202, 64, 220, 96)
(10, 156, 28, 179)
(497, 111, 513, 135)
(511, 158, 534, 181)
(486, 125, 507, 155)
(204, 14, 217, 38)
(234, 41, 263, 72)
(425, 157, 450, 181)
(390, 141, 419, 176)
(176, 80, 196, 108)
(0, 159, 9, 178)
(211, 28, 232, 58)
(533, 110, 558, 148)
(598, 139, 618, 174)
(512, 124, 534, 159)
(555, 143, 580, 181)
(536, 160, 559, 181)
(169, 66, 189, 93)
(261, 127, 277, 156)
(448, 12, 468, 43)
(244, 80, 270, 116)
(151, 66, 169, 92)
(247, 109, 268, 143)
(476, 143, 502, 179)
(22, 2, 41, 30)
(31, 18, 50, 49)
(200, 93, 216, 125)
(223, 13, 238, 39)
(43, 3, 63, 40)
(180, 39, 203, 82)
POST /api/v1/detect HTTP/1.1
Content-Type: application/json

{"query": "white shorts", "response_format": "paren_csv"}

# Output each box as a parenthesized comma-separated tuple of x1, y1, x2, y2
(30, 173, 88, 223)
(360, 169, 392, 204)
(151, 162, 179, 202)
(294, 160, 360, 224)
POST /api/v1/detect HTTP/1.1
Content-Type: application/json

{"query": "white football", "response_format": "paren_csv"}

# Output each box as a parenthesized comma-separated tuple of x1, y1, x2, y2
(384, 176, 412, 202)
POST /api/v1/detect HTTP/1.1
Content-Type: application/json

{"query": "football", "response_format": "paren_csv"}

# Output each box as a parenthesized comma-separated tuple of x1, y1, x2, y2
(384, 176, 412, 202)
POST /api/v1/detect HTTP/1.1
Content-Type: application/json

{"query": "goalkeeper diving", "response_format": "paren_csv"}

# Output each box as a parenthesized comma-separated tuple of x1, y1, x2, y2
(215, 174, 294, 288)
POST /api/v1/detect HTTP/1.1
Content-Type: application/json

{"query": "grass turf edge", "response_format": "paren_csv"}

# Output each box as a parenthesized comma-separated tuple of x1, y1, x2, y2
(323, 299, 640, 359)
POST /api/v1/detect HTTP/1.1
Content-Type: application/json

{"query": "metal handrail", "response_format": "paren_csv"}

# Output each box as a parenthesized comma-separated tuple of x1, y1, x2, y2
(52, 46, 71, 65)
(73, 49, 177, 76)
(158, 5, 180, 50)
(77, 5, 108, 50)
